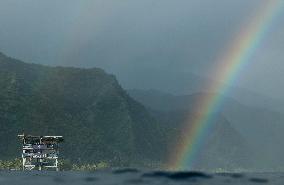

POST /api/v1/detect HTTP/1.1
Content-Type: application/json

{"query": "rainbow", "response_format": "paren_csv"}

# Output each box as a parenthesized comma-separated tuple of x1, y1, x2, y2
(169, 0, 284, 170)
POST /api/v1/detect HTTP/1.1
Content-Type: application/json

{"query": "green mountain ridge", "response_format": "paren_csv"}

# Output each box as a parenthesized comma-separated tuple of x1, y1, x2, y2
(0, 52, 252, 170)
(0, 52, 165, 166)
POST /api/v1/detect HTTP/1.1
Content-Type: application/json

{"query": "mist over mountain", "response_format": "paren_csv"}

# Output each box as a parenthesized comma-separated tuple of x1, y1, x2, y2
(128, 89, 252, 170)
(0, 0, 284, 178)
(128, 89, 284, 170)
(0, 52, 251, 170)
(152, 109, 250, 170)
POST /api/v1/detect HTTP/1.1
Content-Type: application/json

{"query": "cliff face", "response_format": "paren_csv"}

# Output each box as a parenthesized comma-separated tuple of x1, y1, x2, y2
(0, 52, 164, 166)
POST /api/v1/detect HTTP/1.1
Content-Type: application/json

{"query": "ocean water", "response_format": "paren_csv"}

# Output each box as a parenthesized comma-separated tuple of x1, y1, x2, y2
(0, 170, 283, 185)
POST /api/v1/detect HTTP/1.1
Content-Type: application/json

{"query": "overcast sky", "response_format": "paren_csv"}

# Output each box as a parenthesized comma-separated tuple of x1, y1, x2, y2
(0, 0, 284, 98)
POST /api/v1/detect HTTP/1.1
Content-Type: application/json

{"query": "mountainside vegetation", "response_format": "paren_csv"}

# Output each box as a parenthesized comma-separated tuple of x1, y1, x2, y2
(0, 52, 251, 170)
(0, 52, 165, 167)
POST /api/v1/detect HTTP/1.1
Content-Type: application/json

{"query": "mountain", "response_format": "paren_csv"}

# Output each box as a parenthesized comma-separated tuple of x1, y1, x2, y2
(0, 52, 165, 166)
(0, 52, 253, 170)
(128, 89, 284, 170)
(223, 86, 284, 114)
(152, 109, 250, 170)
(128, 86, 284, 114)
(128, 89, 251, 170)
(219, 97, 284, 169)
(119, 69, 211, 95)
(127, 89, 192, 111)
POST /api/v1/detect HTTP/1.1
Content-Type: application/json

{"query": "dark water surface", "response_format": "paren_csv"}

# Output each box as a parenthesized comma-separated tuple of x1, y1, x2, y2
(0, 170, 283, 185)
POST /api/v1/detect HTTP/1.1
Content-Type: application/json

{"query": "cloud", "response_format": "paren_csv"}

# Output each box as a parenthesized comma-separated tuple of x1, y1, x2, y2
(0, 0, 283, 98)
